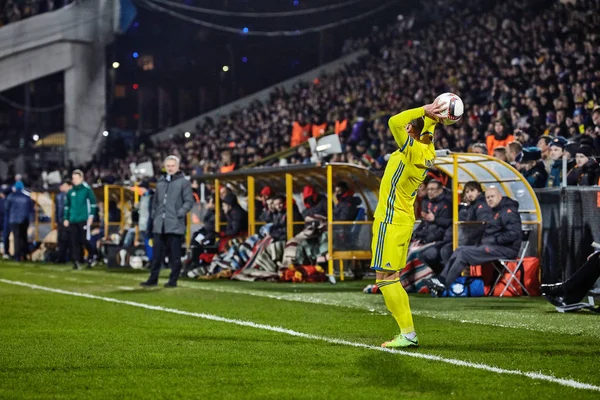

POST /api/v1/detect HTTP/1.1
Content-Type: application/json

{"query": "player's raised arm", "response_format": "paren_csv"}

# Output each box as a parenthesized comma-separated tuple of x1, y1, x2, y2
(388, 99, 446, 151)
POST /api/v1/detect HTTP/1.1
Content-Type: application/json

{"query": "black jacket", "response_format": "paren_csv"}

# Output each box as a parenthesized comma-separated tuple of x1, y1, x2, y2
(302, 194, 328, 220)
(151, 172, 195, 235)
(567, 159, 599, 187)
(266, 204, 302, 241)
(481, 197, 522, 254)
(333, 191, 361, 221)
(463, 192, 492, 222)
(521, 161, 548, 188)
(222, 194, 248, 237)
(413, 194, 452, 243)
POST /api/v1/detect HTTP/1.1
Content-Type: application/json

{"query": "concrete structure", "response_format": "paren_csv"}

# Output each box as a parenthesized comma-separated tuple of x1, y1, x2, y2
(152, 49, 369, 143)
(0, 0, 115, 165)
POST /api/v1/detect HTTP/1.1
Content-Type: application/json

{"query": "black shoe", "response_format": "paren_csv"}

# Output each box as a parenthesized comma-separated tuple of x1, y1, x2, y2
(426, 277, 446, 293)
(163, 282, 177, 288)
(140, 281, 158, 288)
(541, 283, 564, 297)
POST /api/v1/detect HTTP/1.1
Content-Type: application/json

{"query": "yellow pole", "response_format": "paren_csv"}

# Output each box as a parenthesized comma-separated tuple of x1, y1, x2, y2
(134, 184, 139, 243)
(214, 179, 221, 233)
(327, 165, 334, 276)
(119, 186, 125, 232)
(247, 176, 256, 236)
(452, 154, 459, 250)
(104, 185, 109, 238)
(285, 173, 294, 241)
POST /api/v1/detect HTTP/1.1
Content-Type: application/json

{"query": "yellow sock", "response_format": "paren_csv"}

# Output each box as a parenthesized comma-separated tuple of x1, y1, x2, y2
(377, 279, 415, 334)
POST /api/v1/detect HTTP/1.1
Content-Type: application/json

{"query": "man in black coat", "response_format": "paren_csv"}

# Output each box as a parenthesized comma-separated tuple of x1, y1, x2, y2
(141, 155, 194, 288)
(427, 187, 522, 295)
(4, 181, 33, 261)
(425, 181, 491, 273)
(333, 181, 361, 222)
(412, 180, 452, 245)
(222, 192, 248, 238)
(266, 195, 302, 242)
(518, 147, 548, 188)
(301, 185, 328, 222)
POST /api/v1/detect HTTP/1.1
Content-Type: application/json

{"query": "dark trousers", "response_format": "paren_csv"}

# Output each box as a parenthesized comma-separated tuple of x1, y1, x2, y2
(147, 232, 183, 285)
(440, 245, 517, 286)
(420, 243, 446, 274)
(10, 221, 29, 261)
(558, 252, 600, 304)
(70, 221, 94, 265)
(57, 226, 71, 263)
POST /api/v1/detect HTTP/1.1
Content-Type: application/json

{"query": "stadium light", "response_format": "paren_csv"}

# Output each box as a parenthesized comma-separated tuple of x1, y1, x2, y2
(32, 134, 39, 142)
(242, 27, 249, 34)
(133, 84, 139, 90)
(184, 131, 191, 138)
(132, 52, 139, 59)
(293, 0, 299, 6)
(112, 62, 120, 69)
(103, 131, 109, 137)
(222, 65, 229, 72)
(242, 57, 248, 63)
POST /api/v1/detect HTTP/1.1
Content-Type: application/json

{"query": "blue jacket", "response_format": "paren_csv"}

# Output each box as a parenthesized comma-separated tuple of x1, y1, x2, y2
(5, 191, 33, 224)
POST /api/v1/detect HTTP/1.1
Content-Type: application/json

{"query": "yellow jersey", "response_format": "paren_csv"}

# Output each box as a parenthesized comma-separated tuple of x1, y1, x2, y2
(374, 107, 437, 226)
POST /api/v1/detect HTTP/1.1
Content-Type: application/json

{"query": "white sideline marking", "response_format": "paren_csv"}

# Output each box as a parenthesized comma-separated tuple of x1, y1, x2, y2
(1, 278, 599, 393)
(13, 267, 590, 335)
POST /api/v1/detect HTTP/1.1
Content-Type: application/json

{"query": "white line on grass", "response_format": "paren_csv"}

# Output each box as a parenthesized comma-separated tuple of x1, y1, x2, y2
(12, 266, 589, 335)
(1, 278, 599, 393)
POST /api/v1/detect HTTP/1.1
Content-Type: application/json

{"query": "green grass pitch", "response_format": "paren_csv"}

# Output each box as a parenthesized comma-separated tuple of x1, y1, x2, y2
(1, 261, 599, 399)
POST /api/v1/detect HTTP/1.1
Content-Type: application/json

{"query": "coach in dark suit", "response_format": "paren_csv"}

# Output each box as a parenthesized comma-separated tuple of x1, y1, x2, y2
(141, 156, 194, 288)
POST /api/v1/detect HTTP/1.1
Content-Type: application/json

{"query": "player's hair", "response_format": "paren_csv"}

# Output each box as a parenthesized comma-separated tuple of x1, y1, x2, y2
(494, 147, 507, 157)
(463, 181, 482, 193)
(164, 155, 180, 165)
(508, 141, 523, 154)
(335, 181, 350, 192)
(409, 117, 425, 135)
(72, 169, 84, 178)
(427, 180, 443, 189)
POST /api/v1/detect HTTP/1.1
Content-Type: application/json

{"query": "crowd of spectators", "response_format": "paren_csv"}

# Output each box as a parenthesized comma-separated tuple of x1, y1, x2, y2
(0, 0, 72, 27)
(3, 0, 600, 191)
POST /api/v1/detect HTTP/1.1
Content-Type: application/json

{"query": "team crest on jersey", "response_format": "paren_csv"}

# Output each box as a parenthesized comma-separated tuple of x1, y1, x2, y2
(425, 159, 434, 168)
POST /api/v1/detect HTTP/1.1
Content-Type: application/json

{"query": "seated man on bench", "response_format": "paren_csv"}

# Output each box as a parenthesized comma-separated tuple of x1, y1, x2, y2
(426, 187, 522, 296)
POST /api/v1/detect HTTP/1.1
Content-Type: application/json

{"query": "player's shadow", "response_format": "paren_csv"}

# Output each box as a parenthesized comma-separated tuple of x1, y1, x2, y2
(357, 352, 453, 395)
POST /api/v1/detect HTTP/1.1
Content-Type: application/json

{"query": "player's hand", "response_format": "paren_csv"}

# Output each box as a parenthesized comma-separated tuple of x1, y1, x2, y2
(88, 216, 94, 224)
(63, 220, 69, 228)
(423, 98, 447, 121)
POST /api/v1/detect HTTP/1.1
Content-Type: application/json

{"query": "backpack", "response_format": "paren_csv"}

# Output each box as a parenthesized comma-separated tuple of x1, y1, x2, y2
(442, 277, 485, 297)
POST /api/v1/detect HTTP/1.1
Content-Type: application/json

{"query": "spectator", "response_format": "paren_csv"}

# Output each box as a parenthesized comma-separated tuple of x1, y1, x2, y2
(519, 148, 548, 188)
(4, 181, 32, 261)
(141, 155, 194, 288)
(567, 146, 599, 187)
(506, 142, 523, 166)
(536, 136, 554, 173)
(436, 181, 491, 271)
(486, 120, 515, 156)
(63, 170, 97, 269)
(1, 186, 10, 258)
(301, 185, 328, 222)
(265, 195, 302, 242)
(0, 187, 5, 255)
(493, 147, 508, 162)
(427, 187, 522, 296)
(413, 181, 452, 245)
(55, 180, 72, 263)
(333, 181, 360, 221)
(222, 192, 249, 238)
(470, 143, 488, 155)
(546, 137, 573, 187)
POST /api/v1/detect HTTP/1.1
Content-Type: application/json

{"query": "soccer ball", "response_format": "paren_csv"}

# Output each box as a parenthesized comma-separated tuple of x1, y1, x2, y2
(435, 92, 464, 125)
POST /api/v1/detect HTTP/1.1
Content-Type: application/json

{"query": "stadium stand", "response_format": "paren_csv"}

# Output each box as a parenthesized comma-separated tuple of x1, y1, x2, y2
(55, 0, 597, 187)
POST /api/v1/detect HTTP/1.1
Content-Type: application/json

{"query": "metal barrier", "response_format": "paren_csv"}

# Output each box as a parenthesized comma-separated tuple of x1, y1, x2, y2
(535, 187, 600, 283)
